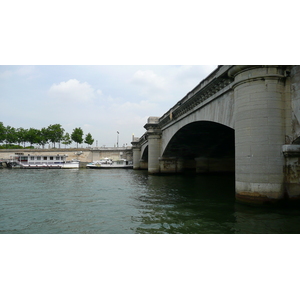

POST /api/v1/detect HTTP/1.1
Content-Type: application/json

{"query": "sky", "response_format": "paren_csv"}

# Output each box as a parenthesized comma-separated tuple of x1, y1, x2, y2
(0, 65, 217, 147)
(1, 2, 295, 148)
(1, 2, 298, 298)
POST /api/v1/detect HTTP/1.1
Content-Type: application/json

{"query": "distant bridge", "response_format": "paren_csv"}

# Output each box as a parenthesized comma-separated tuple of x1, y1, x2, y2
(132, 65, 300, 205)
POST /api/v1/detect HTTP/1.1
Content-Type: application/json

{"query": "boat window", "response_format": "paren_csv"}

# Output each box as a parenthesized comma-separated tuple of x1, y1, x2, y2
(56, 156, 60, 160)
(30, 156, 35, 160)
(50, 157, 54, 160)
(43, 157, 47, 160)
(37, 156, 41, 160)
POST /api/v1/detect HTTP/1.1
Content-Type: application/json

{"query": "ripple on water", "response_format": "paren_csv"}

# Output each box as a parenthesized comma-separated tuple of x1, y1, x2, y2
(1, 169, 300, 233)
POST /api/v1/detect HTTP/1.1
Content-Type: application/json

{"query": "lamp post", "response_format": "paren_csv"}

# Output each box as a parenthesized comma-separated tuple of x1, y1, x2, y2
(117, 131, 119, 147)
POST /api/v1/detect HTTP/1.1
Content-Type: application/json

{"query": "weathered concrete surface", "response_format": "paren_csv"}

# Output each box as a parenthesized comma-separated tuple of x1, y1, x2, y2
(144, 117, 161, 174)
(232, 66, 287, 203)
(133, 65, 300, 206)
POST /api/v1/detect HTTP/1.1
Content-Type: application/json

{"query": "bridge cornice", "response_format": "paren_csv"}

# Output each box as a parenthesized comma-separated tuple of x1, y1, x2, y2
(228, 65, 291, 92)
(158, 66, 234, 129)
(227, 65, 261, 78)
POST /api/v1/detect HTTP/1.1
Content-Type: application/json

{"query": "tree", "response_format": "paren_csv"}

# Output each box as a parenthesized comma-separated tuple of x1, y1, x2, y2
(33, 128, 49, 149)
(26, 128, 39, 147)
(0, 122, 6, 144)
(62, 132, 72, 148)
(71, 127, 84, 148)
(84, 133, 94, 147)
(47, 124, 65, 148)
(40, 127, 50, 148)
(5, 126, 17, 145)
(16, 127, 28, 147)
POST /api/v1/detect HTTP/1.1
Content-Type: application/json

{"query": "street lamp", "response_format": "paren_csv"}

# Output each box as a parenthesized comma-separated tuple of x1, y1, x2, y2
(117, 131, 119, 147)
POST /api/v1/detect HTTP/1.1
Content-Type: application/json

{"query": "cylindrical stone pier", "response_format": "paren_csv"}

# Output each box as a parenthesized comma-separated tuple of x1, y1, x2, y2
(131, 137, 141, 170)
(144, 117, 161, 174)
(229, 66, 287, 204)
(147, 133, 161, 174)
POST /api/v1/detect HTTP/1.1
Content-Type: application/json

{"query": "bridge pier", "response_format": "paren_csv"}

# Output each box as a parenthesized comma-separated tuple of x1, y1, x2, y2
(144, 117, 161, 174)
(195, 157, 235, 173)
(131, 137, 141, 170)
(159, 157, 184, 173)
(230, 66, 288, 204)
(139, 159, 148, 170)
(282, 145, 300, 201)
(132, 65, 300, 206)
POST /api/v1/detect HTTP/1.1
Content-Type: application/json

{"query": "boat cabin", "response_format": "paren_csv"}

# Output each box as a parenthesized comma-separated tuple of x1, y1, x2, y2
(12, 154, 68, 165)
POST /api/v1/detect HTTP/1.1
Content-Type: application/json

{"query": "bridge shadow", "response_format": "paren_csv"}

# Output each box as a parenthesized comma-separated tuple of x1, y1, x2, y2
(131, 171, 300, 234)
(162, 121, 235, 173)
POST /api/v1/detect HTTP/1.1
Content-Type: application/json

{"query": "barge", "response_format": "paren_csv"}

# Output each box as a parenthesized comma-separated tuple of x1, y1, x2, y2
(5, 154, 79, 169)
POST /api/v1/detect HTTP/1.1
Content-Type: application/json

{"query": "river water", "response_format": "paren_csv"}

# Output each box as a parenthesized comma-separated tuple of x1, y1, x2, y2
(1, 168, 300, 234)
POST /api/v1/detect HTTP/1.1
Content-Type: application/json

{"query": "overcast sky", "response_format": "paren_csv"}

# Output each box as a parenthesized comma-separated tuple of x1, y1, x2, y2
(1, 2, 294, 148)
(0, 65, 217, 147)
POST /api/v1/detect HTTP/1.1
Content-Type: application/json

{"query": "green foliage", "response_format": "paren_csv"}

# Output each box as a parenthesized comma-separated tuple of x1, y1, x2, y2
(0, 144, 24, 149)
(71, 127, 84, 148)
(0, 122, 94, 149)
(84, 133, 94, 146)
(16, 127, 28, 147)
(26, 128, 36, 146)
(39, 127, 50, 148)
(0, 122, 6, 143)
(5, 126, 17, 144)
(62, 132, 72, 148)
(47, 124, 65, 148)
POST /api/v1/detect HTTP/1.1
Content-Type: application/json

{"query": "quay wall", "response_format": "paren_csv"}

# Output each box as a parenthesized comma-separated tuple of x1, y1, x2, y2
(0, 147, 133, 168)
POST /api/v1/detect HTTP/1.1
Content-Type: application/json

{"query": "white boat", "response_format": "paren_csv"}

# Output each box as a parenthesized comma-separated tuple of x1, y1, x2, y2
(7, 154, 80, 169)
(86, 158, 133, 169)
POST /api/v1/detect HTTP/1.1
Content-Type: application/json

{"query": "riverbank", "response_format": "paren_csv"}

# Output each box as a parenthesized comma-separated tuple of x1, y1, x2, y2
(0, 147, 133, 168)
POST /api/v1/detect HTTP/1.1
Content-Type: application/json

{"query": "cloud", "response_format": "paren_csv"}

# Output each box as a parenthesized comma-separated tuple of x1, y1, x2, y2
(15, 66, 36, 77)
(130, 70, 166, 96)
(48, 79, 95, 103)
(167, 65, 217, 87)
(0, 66, 37, 79)
(128, 66, 217, 105)
(0, 65, 219, 147)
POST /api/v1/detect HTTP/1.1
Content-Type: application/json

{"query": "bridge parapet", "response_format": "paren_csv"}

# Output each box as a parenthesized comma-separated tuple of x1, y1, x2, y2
(159, 65, 233, 128)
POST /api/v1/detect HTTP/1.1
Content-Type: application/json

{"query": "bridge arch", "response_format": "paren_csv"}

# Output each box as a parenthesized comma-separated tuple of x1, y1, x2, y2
(162, 121, 234, 158)
(141, 145, 148, 161)
(160, 121, 235, 173)
(160, 88, 234, 155)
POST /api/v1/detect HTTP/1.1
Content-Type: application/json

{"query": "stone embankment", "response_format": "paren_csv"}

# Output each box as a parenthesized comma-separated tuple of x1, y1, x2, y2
(0, 147, 133, 168)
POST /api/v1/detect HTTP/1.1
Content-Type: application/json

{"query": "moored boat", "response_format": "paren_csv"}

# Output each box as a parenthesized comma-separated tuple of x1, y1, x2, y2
(6, 154, 79, 169)
(86, 158, 133, 169)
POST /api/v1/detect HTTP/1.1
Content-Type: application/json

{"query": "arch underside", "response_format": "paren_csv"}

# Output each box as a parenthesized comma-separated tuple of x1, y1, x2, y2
(162, 121, 235, 161)
(141, 145, 148, 161)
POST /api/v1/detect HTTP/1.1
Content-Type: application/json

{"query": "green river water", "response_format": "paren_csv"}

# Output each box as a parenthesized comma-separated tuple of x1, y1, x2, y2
(1, 168, 300, 234)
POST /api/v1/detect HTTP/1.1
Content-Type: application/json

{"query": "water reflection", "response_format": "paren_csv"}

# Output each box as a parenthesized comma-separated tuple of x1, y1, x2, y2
(233, 204, 300, 234)
(132, 173, 237, 233)
(131, 172, 300, 234)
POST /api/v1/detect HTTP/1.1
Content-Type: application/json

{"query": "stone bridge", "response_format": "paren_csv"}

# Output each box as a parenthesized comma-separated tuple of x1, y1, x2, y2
(132, 65, 300, 205)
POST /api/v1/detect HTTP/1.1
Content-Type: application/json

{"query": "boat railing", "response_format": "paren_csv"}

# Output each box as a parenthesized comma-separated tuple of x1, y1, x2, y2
(17, 161, 65, 166)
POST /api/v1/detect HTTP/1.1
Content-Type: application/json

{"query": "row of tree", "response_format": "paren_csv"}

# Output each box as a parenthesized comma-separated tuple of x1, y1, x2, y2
(0, 122, 94, 149)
